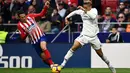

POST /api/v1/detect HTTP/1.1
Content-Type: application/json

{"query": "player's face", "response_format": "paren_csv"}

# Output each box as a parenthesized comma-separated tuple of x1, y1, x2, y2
(83, 0, 92, 8)
(19, 14, 26, 22)
(83, 3, 88, 8)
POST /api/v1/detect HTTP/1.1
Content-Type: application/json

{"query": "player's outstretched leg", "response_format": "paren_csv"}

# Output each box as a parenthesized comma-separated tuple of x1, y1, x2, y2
(95, 48, 116, 73)
(60, 49, 74, 68)
(40, 41, 54, 68)
(41, 50, 54, 67)
(60, 40, 82, 69)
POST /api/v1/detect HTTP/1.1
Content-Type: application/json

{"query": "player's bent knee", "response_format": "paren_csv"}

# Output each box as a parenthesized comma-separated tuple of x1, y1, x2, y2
(71, 43, 82, 51)
(40, 41, 47, 50)
(95, 48, 103, 56)
(95, 48, 102, 53)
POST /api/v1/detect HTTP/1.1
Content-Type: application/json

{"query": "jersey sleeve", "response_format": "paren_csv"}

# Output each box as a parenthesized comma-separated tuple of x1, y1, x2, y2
(17, 24, 27, 40)
(28, 6, 48, 18)
(66, 10, 83, 18)
(87, 8, 98, 19)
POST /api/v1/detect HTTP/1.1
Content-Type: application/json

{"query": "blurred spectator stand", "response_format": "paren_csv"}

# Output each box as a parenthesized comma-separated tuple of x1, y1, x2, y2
(115, 13, 127, 32)
(100, 12, 117, 33)
(101, 0, 118, 14)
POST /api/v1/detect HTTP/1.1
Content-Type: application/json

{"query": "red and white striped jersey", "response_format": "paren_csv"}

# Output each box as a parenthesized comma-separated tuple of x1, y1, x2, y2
(17, 6, 48, 44)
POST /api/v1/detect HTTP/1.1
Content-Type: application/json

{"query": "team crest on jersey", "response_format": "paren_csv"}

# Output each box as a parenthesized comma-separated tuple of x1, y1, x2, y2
(82, 14, 91, 20)
(28, 23, 35, 31)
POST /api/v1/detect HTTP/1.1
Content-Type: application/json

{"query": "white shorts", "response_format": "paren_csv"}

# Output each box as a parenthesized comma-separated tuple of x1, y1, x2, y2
(75, 35, 102, 50)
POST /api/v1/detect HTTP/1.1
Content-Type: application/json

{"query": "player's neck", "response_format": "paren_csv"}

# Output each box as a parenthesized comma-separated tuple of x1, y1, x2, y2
(85, 6, 92, 11)
(20, 20, 27, 23)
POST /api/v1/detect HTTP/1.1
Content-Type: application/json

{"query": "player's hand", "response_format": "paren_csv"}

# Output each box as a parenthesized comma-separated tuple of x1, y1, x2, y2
(65, 17, 70, 25)
(45, 1, 50, 8)
(77, 6, 86, 11)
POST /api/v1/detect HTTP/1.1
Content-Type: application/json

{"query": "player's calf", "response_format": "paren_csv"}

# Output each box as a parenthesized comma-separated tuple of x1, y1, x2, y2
(41, 51, 54, 67)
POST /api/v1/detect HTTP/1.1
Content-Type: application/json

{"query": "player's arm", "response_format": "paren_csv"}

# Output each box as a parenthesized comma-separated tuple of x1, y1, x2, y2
(17, 24, 27, 40)
(28, 1, 50, 18)
(78, 6, 97, 19)
(86, 8, 97, 19)
(66, 10, 83, 18)
(65, 10, 83, 24)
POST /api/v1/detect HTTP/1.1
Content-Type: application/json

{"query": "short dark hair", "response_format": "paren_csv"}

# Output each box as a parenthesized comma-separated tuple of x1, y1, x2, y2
(16, 10, 25, 17)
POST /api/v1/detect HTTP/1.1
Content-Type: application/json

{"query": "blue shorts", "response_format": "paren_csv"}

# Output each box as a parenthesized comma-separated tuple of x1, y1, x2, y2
(32, 35, 47, 57)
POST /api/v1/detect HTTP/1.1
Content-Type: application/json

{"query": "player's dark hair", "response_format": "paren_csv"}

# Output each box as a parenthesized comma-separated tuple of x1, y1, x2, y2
(16, 10, 26, 17)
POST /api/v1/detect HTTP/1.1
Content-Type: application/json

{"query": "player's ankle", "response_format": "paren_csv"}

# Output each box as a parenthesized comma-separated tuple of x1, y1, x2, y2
(60, 65, 64, 69)
(50, 64, 59, 68)
(50, 64, 53, 69)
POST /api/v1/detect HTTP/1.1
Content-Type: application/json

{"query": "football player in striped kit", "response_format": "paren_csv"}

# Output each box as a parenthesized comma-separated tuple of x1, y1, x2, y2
(17, 1, 54, 68)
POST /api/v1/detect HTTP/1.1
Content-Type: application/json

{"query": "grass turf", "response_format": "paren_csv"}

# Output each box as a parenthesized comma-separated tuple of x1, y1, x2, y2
(0, 68, 130, 73)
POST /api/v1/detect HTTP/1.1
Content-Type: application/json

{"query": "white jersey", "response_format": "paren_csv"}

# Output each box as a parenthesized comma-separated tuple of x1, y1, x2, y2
(66, 8, 99, 37)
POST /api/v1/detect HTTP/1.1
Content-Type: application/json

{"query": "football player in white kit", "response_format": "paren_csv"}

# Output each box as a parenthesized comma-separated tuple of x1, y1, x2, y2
(60, 0, 116, 73)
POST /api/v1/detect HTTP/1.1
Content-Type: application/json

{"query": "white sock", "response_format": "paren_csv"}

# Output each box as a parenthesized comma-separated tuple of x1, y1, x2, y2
(61, 49, 74, 67)
(101, 55, 111, 66)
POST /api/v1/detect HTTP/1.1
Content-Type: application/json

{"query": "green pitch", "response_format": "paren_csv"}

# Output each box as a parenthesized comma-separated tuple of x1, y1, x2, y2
(0, 68, 130, 73)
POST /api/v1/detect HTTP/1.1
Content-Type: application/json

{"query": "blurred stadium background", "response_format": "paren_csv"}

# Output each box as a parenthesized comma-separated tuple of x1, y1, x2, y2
(1, 0, 130, 73)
